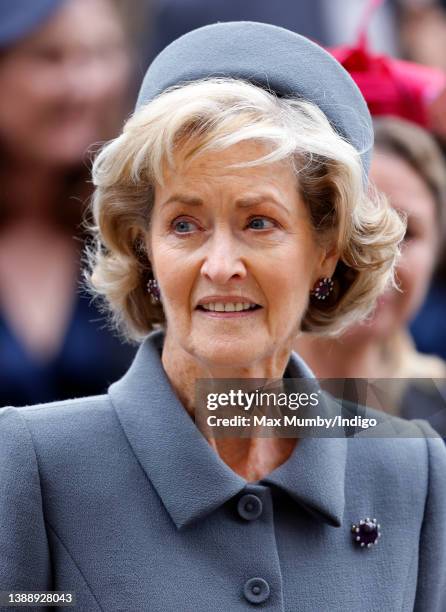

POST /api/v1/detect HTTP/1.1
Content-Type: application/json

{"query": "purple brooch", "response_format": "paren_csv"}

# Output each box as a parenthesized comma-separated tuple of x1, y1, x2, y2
(352, 518, 381, 548)
(310, 277, 334, 300)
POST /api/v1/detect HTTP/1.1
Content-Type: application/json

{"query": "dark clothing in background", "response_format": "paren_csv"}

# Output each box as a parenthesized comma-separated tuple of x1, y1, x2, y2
(0, 287, 136, 407)
(411, 282, 446, 362)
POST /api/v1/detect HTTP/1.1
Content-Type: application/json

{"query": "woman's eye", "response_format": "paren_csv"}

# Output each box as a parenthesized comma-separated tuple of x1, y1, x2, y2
(172, 218, 199, 234)
(247, 217, 276, 230)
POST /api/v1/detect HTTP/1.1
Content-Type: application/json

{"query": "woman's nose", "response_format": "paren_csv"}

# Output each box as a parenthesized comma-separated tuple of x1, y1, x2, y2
(200, 231, 247, 284)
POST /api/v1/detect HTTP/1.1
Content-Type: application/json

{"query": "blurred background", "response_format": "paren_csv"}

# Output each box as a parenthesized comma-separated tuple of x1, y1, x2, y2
(1, 0, 446, 408)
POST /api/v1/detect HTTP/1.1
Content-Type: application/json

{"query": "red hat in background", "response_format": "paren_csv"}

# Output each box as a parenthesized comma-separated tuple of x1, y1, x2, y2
(328, 0, 446, 129)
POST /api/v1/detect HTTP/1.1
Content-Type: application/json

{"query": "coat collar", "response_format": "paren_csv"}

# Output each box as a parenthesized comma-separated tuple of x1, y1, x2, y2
(108, 330, 346, 530)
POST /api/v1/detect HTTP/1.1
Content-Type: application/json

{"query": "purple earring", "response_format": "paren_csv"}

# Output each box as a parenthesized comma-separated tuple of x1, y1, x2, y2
(147, 278, 161, 304)
(311, 277, 334, 301)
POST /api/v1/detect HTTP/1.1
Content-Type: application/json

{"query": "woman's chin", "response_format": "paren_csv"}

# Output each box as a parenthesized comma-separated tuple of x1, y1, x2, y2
(190, 338, 265, 372)
(203, 350, 257, 371)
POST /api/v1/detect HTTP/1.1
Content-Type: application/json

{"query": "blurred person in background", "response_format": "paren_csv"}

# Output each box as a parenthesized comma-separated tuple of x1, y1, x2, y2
(0, 0, 136, 407)
(326, 0, 446, 363)
(295, 117, 446, 432)
(396, 0, 446, 72)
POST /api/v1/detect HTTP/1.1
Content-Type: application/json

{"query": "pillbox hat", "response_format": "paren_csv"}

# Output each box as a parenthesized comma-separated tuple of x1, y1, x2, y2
(136, 21, 373, 177)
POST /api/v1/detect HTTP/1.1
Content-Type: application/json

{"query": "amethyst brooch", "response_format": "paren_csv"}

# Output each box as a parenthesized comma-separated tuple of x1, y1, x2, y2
(352, 518, 381, 549)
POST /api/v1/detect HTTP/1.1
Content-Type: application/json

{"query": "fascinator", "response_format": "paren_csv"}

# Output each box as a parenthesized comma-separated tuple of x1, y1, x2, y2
(329, 0, 446, 128)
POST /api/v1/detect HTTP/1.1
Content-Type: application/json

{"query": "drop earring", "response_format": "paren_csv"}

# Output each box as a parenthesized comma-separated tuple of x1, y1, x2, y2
(147, 278, 161, 304)
(310, 277, 334, 301)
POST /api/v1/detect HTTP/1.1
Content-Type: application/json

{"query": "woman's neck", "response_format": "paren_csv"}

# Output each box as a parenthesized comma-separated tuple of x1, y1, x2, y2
(161, 332, 298, 481)
(161, 332, 294, 413)
(205, 435, 297, 482)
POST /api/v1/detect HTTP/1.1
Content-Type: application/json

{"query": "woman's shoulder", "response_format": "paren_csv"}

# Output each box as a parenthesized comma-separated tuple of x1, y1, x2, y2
(0, 394, 119, 464)
(0, 394, 112, 426)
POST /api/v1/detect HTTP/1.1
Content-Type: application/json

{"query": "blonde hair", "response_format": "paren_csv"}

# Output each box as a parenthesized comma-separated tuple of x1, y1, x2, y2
(85, 77, 405, 341)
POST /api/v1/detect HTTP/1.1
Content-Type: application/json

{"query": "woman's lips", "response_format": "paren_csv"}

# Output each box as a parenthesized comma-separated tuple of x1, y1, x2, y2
(195, 306, 263, 318)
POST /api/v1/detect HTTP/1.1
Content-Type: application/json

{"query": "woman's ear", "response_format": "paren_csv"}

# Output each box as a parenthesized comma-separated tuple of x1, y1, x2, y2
(313, 242, 339, 286)
(323, 244, 340, 277)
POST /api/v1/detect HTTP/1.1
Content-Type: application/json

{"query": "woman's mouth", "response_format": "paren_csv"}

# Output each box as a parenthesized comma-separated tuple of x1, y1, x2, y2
(195, 301, 262, 317)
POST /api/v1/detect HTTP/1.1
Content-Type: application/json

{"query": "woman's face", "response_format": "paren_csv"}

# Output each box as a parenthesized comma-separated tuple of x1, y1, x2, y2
(148, 140, 336, 369)
(0, 0, 131, 166)
(359, 150, 438, 338)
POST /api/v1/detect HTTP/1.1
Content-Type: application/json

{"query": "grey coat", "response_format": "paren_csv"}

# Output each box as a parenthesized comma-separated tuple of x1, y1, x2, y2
(1, 330, 445, 611)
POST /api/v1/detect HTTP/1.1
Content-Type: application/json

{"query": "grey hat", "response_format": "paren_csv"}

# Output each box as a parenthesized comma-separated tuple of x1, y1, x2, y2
(136, 21, 373, 178)
(0, 0, 66, 48)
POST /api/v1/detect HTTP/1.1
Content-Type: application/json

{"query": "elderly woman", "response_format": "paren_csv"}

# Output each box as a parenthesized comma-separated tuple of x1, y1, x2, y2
(1, 22, 445, 612)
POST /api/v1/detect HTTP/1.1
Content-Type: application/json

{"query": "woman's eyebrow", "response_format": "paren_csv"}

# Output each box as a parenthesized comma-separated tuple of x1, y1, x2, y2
(235, 196, 291, 215)
(162, 193, 291, 215)
(162, 194, 204, 206)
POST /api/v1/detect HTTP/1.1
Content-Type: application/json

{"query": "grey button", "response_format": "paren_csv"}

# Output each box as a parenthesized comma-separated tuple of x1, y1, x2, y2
(237, 494, 263, 521)
(243, 577, 270, 604)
